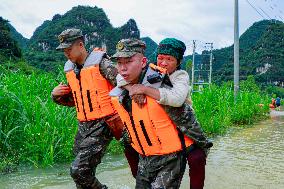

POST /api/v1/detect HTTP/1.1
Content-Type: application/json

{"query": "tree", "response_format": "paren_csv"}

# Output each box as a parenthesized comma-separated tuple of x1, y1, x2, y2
(185, 59, 192, 73)
(0, 17, 22, 60)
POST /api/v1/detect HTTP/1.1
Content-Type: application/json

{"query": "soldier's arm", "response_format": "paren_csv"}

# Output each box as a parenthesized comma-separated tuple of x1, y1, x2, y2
(99, 57, 118, 86)
(164, 103, 212, 152)
(122, 70, 189, 107)
(51, 84, 75, 107)
(128, 84, 160, 100)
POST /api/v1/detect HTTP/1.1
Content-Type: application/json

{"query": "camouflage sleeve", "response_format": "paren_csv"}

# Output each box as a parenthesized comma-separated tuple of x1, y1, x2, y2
(51, 91, 75, 107)
(163, 102, 213, 151)
(99, 57, 118, 86)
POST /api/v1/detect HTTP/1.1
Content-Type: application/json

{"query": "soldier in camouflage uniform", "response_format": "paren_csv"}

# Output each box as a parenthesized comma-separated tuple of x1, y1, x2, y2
(111, 38, 191, 188)
(51, 28, 119, 189)
(116, 38, 212, 189)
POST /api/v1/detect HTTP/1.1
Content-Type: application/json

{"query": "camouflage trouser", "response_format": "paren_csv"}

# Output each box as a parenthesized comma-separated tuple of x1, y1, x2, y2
(70, 119, 113, 189)
(135, 152, 186, 189)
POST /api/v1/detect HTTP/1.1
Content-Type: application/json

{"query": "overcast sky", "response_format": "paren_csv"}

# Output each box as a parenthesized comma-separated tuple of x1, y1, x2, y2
(0, 0, 283, 54)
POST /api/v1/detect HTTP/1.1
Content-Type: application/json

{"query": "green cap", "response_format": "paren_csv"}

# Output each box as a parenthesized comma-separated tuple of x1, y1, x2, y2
(112, 38, 146, 58)
(157, 38, 186, 61)
(56, 28, 83, 50)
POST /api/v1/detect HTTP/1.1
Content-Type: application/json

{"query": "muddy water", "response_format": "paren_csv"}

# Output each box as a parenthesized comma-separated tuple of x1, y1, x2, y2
(0, 111, 283, 189)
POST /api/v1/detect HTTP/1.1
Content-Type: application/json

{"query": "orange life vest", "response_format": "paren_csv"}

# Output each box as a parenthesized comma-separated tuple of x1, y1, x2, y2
(111, 95, 193, 156)
(64, 51, 115, 121)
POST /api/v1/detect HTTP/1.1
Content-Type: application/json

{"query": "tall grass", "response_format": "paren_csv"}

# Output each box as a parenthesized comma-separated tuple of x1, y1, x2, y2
(192, 76, 270, 135)
(0, 66, 77, 169)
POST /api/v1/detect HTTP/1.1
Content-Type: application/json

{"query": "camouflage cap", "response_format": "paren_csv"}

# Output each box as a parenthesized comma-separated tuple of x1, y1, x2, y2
(56, 28, 83, 50)
(112, 38, 146, 58)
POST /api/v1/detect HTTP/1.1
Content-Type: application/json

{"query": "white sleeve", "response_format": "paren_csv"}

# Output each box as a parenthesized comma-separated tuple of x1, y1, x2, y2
(116, 74, 129, 88)
(157, 70, 190, 107)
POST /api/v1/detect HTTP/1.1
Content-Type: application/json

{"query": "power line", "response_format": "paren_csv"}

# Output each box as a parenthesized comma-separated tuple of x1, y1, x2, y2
(246, 0, 266, 19)
(247, 0, 284, 22)
(259, 6, 272, 19)
(251, 0, 274, 20)
(263, 0, 284, 21)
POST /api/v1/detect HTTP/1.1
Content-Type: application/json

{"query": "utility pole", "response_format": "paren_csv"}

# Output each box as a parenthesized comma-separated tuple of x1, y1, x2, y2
(234, 0, 240, 101)
(206, 42, 213, 84)
(191, 40, 196, 92)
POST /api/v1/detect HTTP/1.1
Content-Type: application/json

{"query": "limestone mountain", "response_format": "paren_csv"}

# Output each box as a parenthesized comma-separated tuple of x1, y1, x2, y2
(212, 20, 284, 85)
(141, 37, 158, 62)
(29, 5, 139, 54)
(25, 5, 141, 71)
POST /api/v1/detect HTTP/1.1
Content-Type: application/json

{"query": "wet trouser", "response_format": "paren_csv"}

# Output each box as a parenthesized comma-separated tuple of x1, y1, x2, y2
(187, 147, 206, 189)
(124, 143, 139, 178)
(125, 145, 206, 189)
(135, 152, 186, 189)
(70, 120, 112, 189)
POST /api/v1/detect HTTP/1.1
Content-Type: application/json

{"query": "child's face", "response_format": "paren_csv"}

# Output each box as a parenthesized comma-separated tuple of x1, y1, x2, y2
(157, 54, 178, 74)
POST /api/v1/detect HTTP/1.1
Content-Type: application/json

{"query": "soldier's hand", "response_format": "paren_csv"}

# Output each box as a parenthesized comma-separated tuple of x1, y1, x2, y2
(132, 94, 146, 108)
(128, 84, 145, 96)
(51, 83, 71, 97)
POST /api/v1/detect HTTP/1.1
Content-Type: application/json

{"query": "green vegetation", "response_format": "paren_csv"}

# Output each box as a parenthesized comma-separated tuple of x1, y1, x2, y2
(8, 23, 28, 50)
(0, 65, 76, 169)
(23, 50, 64, 73)
(0, 17, 22, 62)
(266, 85, 284, 98)
(192, 76, 270, 135)
(1, 60, 41, 75)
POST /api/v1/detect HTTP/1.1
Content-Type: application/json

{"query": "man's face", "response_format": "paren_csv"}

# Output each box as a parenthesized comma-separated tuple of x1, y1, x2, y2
(157, 54, 178, 74)
(63, 41, 82, 63)
(116, 53, 146, 83)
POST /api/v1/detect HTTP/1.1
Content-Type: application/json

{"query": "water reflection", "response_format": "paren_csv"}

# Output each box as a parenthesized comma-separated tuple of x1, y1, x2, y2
(204, 112, 284, 189)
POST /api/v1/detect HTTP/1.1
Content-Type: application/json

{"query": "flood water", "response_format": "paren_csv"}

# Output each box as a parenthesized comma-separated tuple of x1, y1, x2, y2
(0, 111, 283, 189)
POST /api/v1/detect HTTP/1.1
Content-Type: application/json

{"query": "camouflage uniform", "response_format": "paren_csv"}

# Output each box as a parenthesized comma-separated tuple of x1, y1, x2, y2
(112, 39, 187, 188)
(136, 152, 185, 189)
(52, 29, 118, 189)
